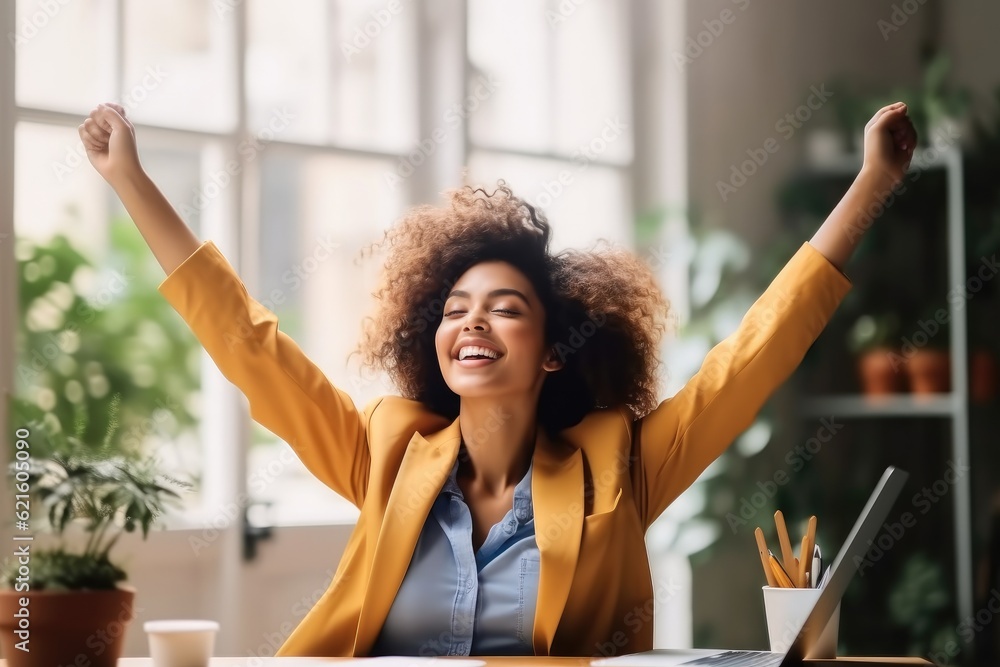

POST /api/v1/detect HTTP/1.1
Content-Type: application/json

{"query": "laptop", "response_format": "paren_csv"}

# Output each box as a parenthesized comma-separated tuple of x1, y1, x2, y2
(592, 466, 910, 667)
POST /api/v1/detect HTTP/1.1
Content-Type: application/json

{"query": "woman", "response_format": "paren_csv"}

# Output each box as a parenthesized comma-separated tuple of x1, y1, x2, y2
(79, 101, 916, 657)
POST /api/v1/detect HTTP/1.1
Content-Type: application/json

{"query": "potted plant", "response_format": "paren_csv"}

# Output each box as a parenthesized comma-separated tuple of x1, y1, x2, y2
(969, 309, 999, 405)
(907, 352, 951, 395)
(847, 313, 907, 395)
(0, 394, 190, 667)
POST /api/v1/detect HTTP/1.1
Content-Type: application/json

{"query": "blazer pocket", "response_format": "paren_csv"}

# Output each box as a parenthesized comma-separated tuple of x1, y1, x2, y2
(585, 486, 623, 522)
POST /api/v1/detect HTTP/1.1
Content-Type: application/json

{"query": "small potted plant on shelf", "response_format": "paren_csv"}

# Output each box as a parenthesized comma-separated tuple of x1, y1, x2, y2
(895, 304, 952, 395)
(0, 394, 190, 667)
(969, 308, 999, 405)
(847, 313, 907, 395)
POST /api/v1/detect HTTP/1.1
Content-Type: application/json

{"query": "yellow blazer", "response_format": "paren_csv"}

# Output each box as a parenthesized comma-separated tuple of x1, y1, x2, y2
(157, 240, 851, 657)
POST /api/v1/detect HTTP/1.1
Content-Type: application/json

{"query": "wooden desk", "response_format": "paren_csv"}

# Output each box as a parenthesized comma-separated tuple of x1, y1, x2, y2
(0, 660, 594, 667)
(116, 660, 593, 666)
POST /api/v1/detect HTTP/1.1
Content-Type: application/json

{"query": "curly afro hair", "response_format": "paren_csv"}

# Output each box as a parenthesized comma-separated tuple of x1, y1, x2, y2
(353, 181, 671, 435)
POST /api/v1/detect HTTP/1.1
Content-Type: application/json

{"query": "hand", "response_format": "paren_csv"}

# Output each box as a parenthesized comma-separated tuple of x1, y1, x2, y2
(79, 103, 143, 187)
(861, 101, 918, 189)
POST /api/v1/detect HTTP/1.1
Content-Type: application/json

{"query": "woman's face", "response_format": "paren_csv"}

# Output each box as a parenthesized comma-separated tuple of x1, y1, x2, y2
(435, 260, 560, 399)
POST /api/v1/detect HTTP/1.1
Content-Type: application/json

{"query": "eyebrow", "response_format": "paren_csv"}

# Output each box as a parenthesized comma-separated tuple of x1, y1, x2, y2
(447, 288, 532, 308)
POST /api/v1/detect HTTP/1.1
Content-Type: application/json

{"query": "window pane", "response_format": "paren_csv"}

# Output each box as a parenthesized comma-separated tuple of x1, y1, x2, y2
(13, 123, 204, 514)
(14, 0, 112, 113)
(247, 0, 329, 143)
(329, 0, 418, 150)
(14, 123, 108, 254)
(550, 0, 631, 162)
(247, 0, 417, 150)
(467, 151, 632, 253)
(467, 1, 549, 152)
(252, 151, 409, 524)
(123, 0, 236, 132)
(468, 0, 632, 163)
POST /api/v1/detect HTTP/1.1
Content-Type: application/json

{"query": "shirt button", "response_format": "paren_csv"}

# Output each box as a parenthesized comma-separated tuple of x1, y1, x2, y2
(465, 579, 475, 592)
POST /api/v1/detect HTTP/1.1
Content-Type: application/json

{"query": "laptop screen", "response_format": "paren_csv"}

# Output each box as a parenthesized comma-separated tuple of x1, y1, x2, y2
(780, 466, 910, 664)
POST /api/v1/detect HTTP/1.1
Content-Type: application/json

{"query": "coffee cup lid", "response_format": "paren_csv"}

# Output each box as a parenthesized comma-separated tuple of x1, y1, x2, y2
(144, 620, 220, 633)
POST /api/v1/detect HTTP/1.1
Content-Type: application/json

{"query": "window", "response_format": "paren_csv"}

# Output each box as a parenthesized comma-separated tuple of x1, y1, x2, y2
(466, 1, 633, 253)
(4, 0, 682, 532)
(14, 0, 110, 114)
(250, 150, 408, 524)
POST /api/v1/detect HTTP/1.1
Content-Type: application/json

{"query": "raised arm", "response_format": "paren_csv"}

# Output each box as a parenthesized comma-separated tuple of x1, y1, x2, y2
(80, 103, 373, 506)
(809, 101, 917, 269)
(79, 102, 200, 275)
(630, 102, 918, 528)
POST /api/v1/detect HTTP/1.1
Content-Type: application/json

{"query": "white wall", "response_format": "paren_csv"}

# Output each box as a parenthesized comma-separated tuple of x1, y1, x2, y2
(944, 0, 1000, 127)
(685, 0, 928, 244)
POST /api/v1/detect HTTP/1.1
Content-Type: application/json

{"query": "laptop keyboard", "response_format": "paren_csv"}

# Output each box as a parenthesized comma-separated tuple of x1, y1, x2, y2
(681, 650, 785, 667)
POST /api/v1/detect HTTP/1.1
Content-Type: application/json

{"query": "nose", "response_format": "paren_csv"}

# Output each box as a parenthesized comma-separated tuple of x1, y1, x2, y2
(462, 311, 489, 332)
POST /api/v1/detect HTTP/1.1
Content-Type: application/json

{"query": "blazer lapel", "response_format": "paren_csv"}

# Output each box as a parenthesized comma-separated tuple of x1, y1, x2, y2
(353, 416, 462, 654)
(352, 417, 585, 656)
(531, 427, 584, 654)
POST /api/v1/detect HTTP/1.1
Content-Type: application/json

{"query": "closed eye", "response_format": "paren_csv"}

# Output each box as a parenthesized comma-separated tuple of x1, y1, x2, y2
(444, 309, 518, 316)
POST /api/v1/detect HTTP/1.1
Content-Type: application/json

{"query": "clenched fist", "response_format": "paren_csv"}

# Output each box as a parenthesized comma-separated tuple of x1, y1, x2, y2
(79, 102, 143, 187)
(862, 101, 918, 189)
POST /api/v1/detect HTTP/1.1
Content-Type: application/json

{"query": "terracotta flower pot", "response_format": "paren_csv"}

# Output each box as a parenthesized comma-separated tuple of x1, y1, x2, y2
(969, 348, 999, 404)
(857, 347, 906, 395)
(0, 586, 135, 667)
(907, 349, 951, 394)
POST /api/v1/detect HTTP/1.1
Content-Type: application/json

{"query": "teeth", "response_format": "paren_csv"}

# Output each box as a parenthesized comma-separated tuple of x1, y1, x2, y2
(458, 346, 500, 361)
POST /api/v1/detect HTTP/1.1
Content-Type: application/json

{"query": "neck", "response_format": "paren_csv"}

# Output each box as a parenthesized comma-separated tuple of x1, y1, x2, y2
(457, 394, 537, 497)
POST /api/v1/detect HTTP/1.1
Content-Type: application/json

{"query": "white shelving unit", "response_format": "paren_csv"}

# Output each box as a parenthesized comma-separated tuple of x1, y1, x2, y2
(797, 145, 973, 625)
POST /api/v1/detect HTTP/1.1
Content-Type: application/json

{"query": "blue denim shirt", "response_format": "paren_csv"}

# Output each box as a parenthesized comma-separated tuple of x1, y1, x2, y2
(370, 457, 539, 656)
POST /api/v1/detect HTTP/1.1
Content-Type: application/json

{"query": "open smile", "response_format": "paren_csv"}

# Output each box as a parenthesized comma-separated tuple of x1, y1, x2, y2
(455, 356, 501, 368)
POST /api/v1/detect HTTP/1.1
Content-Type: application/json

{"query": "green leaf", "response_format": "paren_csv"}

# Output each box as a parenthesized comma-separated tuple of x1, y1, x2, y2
(0, 549, 126, 590)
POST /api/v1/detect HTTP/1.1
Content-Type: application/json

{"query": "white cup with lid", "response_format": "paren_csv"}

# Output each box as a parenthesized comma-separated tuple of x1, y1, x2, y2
(144, 620, 219, 667)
